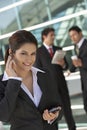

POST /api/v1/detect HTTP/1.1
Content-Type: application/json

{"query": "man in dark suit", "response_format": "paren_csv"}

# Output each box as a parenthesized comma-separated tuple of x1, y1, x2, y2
(34, 27, 76, 130)
(68, 25, 87, 113)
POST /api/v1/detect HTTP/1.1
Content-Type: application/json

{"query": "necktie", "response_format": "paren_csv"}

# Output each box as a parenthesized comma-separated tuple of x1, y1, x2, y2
(49, 48, 54, 58)
(76, 45, 79, 55)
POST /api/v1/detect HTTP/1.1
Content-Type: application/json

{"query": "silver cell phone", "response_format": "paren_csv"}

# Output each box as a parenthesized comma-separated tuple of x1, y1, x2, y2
(49, 106, 61, 113)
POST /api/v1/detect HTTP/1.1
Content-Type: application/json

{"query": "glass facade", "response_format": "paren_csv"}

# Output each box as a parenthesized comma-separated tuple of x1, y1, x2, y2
(0, 0, 87, 66)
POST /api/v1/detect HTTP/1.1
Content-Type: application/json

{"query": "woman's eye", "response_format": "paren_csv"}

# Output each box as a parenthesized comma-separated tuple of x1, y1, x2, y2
(31, 52, 36, 56)
(21, 53, 26, 55)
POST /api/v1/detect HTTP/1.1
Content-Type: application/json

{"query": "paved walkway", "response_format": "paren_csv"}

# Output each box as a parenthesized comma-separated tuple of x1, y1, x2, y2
(59, 94, 87, 130)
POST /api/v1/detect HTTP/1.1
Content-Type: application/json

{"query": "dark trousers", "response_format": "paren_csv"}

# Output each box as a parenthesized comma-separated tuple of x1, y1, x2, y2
(83, 89, 87, 112)
(58, 80, 76, 130)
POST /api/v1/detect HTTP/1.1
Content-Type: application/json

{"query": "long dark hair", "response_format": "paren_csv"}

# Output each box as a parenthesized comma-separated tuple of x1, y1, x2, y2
(5, 30, 38, 64)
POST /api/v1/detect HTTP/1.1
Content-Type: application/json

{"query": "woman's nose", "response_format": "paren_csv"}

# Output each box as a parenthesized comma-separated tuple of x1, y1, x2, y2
(26, 55, 32, 61)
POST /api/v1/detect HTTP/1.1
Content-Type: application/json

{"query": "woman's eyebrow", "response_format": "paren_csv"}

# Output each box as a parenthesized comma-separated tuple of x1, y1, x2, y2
(21, 50, 28, 52)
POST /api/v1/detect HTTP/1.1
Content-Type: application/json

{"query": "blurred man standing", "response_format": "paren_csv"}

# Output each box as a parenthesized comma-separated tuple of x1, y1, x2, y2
(69, 25, 87, 113)
(35, 27, 76, 130)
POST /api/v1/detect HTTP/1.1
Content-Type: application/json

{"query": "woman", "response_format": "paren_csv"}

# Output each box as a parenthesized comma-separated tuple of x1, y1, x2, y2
(0, 30, 62, 130)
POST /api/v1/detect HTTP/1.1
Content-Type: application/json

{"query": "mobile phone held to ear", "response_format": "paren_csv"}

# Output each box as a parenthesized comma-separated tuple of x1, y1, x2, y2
(49, 106, 61, 113)
(9, 53, 13, 58)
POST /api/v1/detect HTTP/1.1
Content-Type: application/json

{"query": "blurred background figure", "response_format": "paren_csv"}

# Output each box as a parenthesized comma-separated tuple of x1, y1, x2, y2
(35, 27, 76, 130)
(68, 25, 87, 113)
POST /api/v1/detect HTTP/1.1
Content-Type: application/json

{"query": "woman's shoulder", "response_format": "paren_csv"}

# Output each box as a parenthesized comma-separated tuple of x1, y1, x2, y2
(37, 69, 54, 83)
(0, 74, 8, 90)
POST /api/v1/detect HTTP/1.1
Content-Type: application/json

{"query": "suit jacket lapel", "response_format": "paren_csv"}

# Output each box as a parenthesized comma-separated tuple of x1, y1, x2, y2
(19, 72, 46, 109)
(19, 88, 38, 109)
(0, 74, 8, 87)
(42, 45, 52, 59)
(53, 46, 57, 52)
(79, 39, 86, 56)
(37, 72, 47, 108)
(0, 73, 46, 111)
(0, 74, 37, 109)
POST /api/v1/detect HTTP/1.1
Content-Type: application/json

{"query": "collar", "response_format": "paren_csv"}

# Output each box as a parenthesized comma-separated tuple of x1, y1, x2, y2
(2, 67, 45, 81)
(43, 42, 53, 50)
(77, 37, 85, 48)
(2, 71, 9, 81)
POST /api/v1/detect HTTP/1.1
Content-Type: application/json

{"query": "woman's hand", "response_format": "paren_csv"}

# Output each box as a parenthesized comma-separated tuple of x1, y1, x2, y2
(5, 56, 17, 77)
(43, 109, 59, 122)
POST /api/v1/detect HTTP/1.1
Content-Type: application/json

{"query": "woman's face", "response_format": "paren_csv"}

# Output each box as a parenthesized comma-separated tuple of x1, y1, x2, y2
(12, 43, 37, 72)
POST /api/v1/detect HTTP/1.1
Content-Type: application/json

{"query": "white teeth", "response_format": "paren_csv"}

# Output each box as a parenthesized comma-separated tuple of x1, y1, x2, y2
(25, 64, 29, 66)
(25, 64, 29, 65)
(24, 63, 30, 65)
(23, 63, 32, 66)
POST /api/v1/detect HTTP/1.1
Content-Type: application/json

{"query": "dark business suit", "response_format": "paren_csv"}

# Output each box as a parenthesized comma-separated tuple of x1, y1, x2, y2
(34, 45, 76, 130)
(0, 72, 62, 130)
(70, 39, 87, 112)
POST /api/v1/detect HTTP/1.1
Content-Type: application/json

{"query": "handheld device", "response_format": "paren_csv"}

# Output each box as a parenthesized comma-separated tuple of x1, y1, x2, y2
(49, 106, 61, 113)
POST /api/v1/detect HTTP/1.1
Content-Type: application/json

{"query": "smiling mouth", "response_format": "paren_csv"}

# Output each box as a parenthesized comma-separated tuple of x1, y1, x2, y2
(23, 63, 32, 67)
